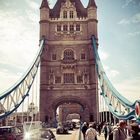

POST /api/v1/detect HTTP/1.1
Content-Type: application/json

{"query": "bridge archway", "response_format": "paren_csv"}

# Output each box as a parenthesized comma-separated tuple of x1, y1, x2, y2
(40, 93, 98, 126)
(52, 96, 90, 124)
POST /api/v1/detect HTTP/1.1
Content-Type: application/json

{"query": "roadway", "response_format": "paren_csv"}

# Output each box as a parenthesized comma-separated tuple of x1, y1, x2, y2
(52, 128, 105, 140)
(26, 128, 80, 140)
(54, 129, 80, 140)
(27, 128, 105, 140)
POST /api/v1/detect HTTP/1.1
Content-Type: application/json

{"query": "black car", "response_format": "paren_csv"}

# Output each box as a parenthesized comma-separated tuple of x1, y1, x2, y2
(40, 129, 56, 140)
(56, 126, 68, 134)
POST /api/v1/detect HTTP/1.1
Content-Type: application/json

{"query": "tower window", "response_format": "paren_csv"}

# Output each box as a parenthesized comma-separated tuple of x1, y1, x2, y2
(55, 76, 61, 83)
(63, 49, 74, 60)
(70, 25, 74, 32)
(64, 73, 74, 83)
(52, 54, 56, 60)
(70, 11, 74, 18)
(63, 11, 67, 18)
(77, 75, 83, 83)
(76, 24, 80, 31)
(63, 24, 68, 31)
(57, 25, 61, 31)
(81, 53, 86, 60)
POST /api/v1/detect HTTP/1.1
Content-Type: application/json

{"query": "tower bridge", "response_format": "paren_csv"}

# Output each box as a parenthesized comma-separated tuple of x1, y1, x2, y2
(0, 0, 140, 128)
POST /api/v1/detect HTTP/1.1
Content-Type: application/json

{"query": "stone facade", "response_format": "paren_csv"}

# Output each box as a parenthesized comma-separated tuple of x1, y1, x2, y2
(39, 0, 99, 124)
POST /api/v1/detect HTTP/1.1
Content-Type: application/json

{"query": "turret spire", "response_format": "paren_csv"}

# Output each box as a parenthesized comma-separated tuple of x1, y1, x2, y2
(40, 0, 49, 9)
(87, 0, 97, 8)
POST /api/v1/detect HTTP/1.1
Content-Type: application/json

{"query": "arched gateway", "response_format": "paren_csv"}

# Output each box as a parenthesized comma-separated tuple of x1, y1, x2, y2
(39, 0, 99, 125)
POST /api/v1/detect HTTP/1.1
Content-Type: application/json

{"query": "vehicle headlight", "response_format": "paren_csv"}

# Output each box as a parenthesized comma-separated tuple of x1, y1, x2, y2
(24, 132, 31, 139)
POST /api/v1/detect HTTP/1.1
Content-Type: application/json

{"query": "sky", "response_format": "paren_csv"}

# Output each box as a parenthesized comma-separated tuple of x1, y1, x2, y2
(0, 0, 140, 103)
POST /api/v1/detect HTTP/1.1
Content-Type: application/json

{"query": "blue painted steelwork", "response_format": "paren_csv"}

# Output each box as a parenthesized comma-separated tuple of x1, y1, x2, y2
(0, 38, 45, 119)
(91, 35, 140, 120)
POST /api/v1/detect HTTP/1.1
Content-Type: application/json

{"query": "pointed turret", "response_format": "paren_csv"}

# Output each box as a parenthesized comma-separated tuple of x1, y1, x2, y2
(40, 0, 49, 9)
(87, 0, 97, 8)
(87, 0, 98, 39)
(40, 0, 50, 39)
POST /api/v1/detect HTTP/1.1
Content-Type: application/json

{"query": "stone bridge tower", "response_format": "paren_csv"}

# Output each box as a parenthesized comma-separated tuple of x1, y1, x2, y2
(39, 0, 99, 124)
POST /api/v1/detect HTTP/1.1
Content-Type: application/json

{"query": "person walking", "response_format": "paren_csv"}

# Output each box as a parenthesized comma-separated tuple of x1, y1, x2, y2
(81, 122, 89, 140)
(102, 123, 110, 140)
(85, 123, 97, 140)
(113, 120, 127, 140)
(127, 122, 140, 140)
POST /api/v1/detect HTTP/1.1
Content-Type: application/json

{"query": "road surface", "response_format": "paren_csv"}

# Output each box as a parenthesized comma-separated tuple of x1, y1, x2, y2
(26, 128, 105, 140)
(55, 129, 80, 140)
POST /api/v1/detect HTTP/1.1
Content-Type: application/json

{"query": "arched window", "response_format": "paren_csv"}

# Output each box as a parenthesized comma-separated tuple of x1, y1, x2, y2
(63, 49, 74, 60)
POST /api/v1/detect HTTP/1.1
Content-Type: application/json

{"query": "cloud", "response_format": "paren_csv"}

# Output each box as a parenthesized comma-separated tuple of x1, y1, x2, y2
(0, 7, 39, 92)
(99, 51, 109, 61)
(25, 9, 39, 23)
(115, 77, 140, 102)
(128, 31, 140, 37)
(132, 13, 140, 23)
(0, 69, 22, 93)
(123, 0, 133, 8)
(103, 65, 120, 79)
(122, 0, 140, 8)
(118, 18, 130, 25)
(118, 12, 140, 25)
(25, 0, 39, 10)
(98, 50, 119, 78)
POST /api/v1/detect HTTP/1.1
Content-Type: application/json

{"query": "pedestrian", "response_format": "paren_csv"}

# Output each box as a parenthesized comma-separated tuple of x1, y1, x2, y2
(102, 123, 110, 140)
(108, 125, 117, 140)
(85, 123, 97, 140)
(97, 122, 103, 136)
(81, 122, 89, 140)
(127, 122, 140, 140)
(113, 120, 127, 140)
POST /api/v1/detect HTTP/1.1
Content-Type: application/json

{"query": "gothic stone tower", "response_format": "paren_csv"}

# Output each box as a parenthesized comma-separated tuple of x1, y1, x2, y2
(39, 0, 98, 124)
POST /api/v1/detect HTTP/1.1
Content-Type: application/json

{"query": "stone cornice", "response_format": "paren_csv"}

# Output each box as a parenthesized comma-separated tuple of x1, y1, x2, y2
(47, 40, 91, 45)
